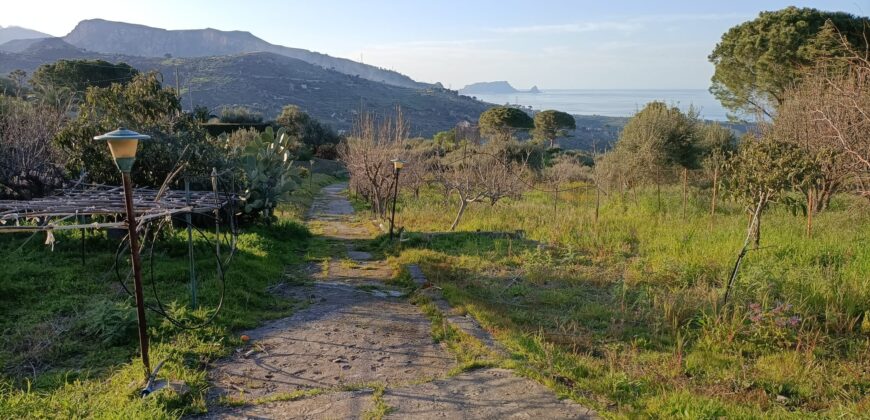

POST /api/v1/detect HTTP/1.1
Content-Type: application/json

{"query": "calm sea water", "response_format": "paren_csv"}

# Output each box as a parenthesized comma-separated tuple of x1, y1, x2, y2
(471, 89, 727, 121)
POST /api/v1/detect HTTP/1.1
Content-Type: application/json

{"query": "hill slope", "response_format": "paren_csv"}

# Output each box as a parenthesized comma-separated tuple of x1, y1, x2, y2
(0, 40, 487, 136)
(61, 19, 426, 89)
(0, 25, 51, 45)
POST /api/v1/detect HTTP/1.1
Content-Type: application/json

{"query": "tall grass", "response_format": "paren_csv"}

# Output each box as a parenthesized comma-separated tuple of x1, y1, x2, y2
(389, 182, 870, 417)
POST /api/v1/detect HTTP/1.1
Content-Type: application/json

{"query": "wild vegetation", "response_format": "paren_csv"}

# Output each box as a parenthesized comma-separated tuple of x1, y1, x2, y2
(0, 4, 868, 419)
(341, 9, 870, 417)
(0, 55, 347, 417)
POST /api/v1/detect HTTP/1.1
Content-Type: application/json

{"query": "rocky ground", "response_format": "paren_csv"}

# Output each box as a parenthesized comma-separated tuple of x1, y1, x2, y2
(200, 183, 597, 419)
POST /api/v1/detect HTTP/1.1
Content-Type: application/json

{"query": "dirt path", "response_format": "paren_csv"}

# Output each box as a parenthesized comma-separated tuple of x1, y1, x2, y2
(201, 183, 597, 419)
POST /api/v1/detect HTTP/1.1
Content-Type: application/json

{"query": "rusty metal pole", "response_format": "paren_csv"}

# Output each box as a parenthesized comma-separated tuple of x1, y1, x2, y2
(122, 172, 151, 380)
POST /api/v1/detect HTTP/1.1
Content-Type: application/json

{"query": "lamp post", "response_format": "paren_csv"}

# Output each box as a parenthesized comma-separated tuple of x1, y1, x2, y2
(309, 159, 315, 189)
(95, 127, 152, 381)
(389, 159, 404, 240)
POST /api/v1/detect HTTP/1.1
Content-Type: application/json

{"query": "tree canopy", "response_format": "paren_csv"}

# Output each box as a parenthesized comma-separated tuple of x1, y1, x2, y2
(31, 59, 138, 93)
(478, 106, 534, 140)
(532, 110, 576, 147)
(708, 7, 869, 118)
(55, 72, 220, 186)
(275, 105, 340, 158)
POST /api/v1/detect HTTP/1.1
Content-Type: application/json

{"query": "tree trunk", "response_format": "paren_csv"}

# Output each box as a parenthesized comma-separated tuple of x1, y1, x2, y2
(710, 166, 719, 218)
(754, 212, 761, 247)
(450, 199, 468, 231)
(806, 189, 814, 238)
(595, 184, 601, 224)
(682, 168, 688, 219)
(656, 183, 661, 213)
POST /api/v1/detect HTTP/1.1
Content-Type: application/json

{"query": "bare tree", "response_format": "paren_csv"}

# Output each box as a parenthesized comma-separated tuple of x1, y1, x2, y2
(339, 107, 408, 217)
(435, 143, 530, 231)
(0, 98, 67, 199)
(773, 29, 870, 202)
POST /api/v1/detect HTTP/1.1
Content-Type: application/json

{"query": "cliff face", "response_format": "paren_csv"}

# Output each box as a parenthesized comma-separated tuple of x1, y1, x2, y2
(62, 19, 426, 89)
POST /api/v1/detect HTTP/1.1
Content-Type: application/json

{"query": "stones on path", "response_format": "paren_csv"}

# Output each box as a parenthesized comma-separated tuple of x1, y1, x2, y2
(382, 368, 597, 419)
(207, 283, 452, 403)
(201, 183, 598, 419)
(203, 390, 375, 419)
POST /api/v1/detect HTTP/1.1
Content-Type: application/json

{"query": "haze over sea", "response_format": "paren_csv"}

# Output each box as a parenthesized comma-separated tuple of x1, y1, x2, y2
(472, 89, 728, 121)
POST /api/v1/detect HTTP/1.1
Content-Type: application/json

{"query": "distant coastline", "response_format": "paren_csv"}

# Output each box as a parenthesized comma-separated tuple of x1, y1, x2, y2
(469, 88, 728, 121)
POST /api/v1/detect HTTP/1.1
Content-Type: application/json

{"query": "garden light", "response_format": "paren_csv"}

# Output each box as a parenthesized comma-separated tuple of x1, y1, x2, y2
(94, 127, 151, 173)
(94, 127, 153, 385)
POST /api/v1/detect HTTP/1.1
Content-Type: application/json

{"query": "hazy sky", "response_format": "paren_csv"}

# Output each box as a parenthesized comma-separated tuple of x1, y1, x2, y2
(2, 1, 866, 89)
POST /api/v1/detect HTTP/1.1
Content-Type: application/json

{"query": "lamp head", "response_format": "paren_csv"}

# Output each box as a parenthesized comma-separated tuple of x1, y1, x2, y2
(94, 128, 151, 173)
(391, 158, 405, 171)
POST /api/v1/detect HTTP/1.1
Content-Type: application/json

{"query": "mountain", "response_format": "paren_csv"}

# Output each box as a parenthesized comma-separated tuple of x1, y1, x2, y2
(0, 25, 51, 45)
(0, 42, 488, 137)
(459, 81, 541, 95)
(61, 19, 426, 89)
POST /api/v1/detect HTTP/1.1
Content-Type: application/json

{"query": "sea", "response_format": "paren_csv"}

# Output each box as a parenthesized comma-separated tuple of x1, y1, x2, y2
(470, 89, 728, 121)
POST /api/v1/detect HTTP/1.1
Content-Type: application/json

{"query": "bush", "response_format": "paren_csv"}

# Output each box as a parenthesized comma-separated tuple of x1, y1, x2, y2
(54, 73, 226, 187)
(219, 106, 263, 124)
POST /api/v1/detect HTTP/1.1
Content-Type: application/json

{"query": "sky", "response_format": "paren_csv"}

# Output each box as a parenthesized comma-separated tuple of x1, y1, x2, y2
(1, 1, 866, 89)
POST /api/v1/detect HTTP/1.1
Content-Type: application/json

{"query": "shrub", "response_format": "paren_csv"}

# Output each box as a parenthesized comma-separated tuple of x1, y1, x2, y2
(219, 106, 263, 124)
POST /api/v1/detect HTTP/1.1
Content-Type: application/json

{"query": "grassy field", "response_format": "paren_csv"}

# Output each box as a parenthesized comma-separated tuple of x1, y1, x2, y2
(382, 183, 870, 418)
(0, 174, 337, 419)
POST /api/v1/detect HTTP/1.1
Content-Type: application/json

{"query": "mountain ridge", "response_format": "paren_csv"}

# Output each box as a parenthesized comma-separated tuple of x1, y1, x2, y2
(0, 39, 488, 137)
(60, 19, 426, 89)
(0, 25, 52, 45)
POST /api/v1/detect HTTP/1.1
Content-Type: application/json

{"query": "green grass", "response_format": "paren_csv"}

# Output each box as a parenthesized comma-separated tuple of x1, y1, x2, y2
(0, 174, 337, 418)
(382, 183, 870, 418)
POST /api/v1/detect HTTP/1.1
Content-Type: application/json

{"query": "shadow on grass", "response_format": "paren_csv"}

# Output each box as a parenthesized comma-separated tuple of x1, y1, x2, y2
(0, 218, 312, 392)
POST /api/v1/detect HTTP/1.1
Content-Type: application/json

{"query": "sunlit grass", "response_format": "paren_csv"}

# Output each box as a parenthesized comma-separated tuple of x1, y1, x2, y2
(386, 182, 870, 417)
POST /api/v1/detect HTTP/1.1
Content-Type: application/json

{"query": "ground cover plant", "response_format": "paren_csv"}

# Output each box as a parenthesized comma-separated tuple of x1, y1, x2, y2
(0, 174, 337, 418)
(382, 183, 870, 418)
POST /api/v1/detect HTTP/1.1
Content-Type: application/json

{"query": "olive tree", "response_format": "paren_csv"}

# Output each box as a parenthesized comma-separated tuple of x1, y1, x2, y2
(604, 101, 701, 213)
(725, 137, 818, 246)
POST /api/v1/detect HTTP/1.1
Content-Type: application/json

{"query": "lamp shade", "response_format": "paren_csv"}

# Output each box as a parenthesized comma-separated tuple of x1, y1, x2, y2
(94, 128, 151, 172)
(391, 158, 405, 170)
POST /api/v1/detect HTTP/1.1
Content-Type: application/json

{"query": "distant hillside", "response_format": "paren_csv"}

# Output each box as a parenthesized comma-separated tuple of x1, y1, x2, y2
(61, 19, 426, 89)
(0, 25, 51, 45)
(0, 41, 487, 137)
(460, 81, 540, 95)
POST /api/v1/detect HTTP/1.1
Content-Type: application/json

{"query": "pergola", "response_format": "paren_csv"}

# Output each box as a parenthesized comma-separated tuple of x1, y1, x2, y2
(0, 183, 231, 233)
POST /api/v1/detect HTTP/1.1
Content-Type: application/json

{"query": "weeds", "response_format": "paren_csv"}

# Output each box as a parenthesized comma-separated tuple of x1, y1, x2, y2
(386, 183, 870, 417)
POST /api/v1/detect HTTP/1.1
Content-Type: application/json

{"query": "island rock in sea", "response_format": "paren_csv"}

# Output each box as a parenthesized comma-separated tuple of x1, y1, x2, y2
(460, 81, 541, 95)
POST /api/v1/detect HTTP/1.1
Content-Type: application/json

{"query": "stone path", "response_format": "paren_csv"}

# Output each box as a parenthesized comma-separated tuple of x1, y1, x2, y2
(201, 183, 597, 419)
